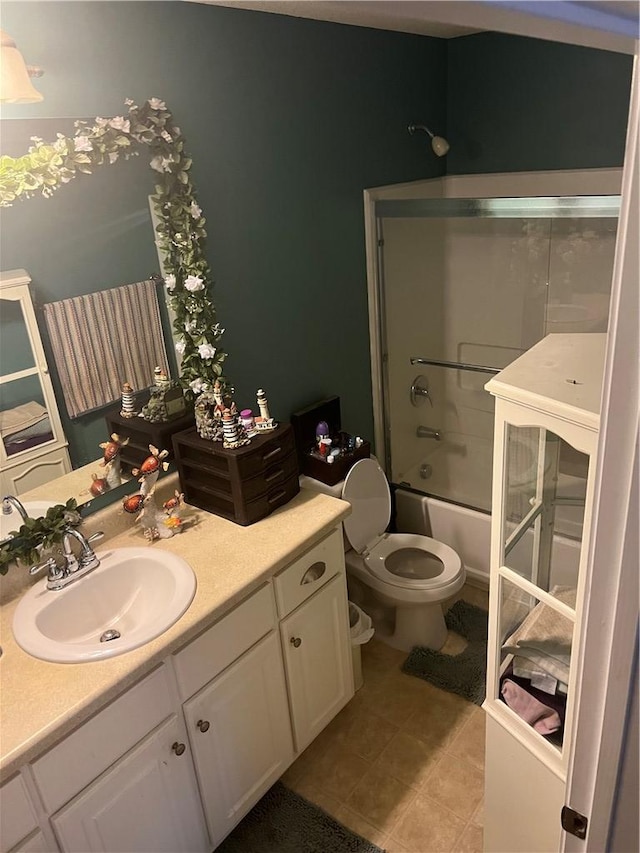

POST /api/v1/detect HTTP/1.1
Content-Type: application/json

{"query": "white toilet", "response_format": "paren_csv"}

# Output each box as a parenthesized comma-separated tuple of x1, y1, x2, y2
(303, 458, 465, 652)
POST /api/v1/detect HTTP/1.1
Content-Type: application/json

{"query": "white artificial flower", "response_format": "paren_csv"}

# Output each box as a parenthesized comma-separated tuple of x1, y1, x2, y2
(185, 319, 197, 333)
(184, 275, 204, 293)
(74, 136, 93, 153)
(53, 137, 67, 153)
(94, 117, 109, 127)
(198, 343, 217, 360)
(190, 378, 208, 394)
(125, 98, 134, 106)
(190, 201, 202, 219)
(148, 98, 166, 111)
(164, 274, 176, 292)
(175, 340, 186, 356)
(150, 155, 173, 173)
(109, 116, 130, 133)
(108, 152, 119, 164)
(161, 130, 172, 143)
(30, 135, 43, 144)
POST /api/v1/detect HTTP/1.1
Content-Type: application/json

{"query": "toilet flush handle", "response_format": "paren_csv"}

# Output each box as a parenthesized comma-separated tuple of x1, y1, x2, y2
(290, 637, 302, 648)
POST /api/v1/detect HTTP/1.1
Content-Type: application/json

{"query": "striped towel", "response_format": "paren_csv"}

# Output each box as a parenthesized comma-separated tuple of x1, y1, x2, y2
(44, 280, 169, 419)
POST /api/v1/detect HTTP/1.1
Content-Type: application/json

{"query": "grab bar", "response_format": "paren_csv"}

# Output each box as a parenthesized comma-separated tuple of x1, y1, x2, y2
(410, 357, 501, 375)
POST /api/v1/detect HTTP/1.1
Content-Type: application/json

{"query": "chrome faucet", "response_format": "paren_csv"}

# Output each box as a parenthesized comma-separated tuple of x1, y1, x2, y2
(416, 426, 441, 441)
(2, 495, 29, 522)
(30, 525, 104, 591)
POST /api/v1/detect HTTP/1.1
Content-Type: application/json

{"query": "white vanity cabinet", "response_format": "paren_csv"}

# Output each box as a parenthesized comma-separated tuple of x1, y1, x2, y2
(483, 334, 605, 853)
(274, 530, 354, 752)
(2, 524, 353, 853)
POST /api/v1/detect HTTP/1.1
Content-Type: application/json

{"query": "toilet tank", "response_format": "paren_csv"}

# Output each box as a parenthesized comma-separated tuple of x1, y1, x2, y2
(299, 474, 351, 552)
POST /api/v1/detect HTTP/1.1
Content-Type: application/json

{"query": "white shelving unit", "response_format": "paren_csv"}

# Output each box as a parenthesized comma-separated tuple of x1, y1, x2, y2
(0, 269, 71, 495)
(483, 333, 606, 853)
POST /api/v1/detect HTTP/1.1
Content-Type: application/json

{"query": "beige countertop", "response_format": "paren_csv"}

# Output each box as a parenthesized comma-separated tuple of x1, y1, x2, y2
(0, 477, 350, 779)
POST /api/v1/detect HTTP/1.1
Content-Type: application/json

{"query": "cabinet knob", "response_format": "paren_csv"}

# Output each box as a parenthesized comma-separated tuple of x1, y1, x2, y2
(197, 719, 210, 733)
(171, 741, 186, 756)
(290, 636, 302, 648)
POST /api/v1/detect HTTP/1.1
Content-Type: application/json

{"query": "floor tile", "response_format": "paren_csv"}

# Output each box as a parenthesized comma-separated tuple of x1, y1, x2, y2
(297, 739, 371, 800)
(471, 798, 484, 828)
(447, 708, 486, 773)
(376, 730, 443, 790)
(420, 752, 484, 822)
(341, 707, 400, 763)
(347, 764, 417, 833)
(392, 791, 467, 852)
(363, 669, 428, 727)
(403, 683, 475, 750)
(333, 805, 388, 849)
(457, 822, 484, 853)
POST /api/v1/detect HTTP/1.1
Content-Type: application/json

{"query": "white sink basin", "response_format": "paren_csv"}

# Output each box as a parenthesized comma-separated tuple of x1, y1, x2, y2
(0, 501, 60, 542)
(12, 548, 196, 663)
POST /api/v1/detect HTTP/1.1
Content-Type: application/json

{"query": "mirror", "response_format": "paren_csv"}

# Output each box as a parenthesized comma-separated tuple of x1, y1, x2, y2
(1, 100, 226, 515)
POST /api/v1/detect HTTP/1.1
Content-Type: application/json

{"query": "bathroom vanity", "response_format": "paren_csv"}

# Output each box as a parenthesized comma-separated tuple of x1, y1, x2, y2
(0, 484, 353, 853)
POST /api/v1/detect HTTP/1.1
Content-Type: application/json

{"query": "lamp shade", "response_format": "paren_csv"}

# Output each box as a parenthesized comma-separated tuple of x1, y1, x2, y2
(1, 30, 43, 103)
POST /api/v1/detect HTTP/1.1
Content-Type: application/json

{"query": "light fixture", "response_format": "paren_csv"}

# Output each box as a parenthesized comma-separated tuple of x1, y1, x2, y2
(408, 123, 450, 157)
(1, 29, 44, 104)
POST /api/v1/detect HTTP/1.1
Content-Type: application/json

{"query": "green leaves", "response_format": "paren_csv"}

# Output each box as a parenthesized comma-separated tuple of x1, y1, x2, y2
(0, 499, 80, 575)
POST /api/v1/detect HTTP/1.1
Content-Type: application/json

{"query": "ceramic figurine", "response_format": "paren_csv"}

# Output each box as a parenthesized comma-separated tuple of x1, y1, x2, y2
(120, 382, 137, 418)
(163, 490, 186, 520)
(153, 366, 171, 390)
(99, 433, 129, 488)
(315, 421, 332, 459)
(222, 408, 250, 449)
(254, 388, 277, 432)
(240, 409, 256, 437)
(132, 444, 170, 496)
(122, 492, 145, 516)
(89, 473, 110, 496)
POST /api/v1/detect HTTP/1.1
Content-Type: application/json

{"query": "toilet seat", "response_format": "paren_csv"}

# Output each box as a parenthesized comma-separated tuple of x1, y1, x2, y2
(342, 460, 462, 591)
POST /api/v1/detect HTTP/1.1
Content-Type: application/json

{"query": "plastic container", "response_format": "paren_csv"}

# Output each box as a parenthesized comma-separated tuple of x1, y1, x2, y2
(349, 602, 374, 691)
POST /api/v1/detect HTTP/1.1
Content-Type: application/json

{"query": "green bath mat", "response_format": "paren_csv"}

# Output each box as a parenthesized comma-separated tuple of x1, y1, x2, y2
(402, 600, 488, 705)
(215, 781, 385, 853)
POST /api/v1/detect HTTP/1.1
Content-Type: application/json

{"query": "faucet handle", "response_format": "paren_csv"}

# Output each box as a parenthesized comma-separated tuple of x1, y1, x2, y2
(87, 531, 104, 547)
(30, 556, 64, 583)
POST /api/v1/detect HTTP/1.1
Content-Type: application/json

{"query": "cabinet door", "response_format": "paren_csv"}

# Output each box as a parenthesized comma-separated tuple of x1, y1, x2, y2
(51, 717, 209, 853)
(183, 631, 294, 847)
(281, 573, 354, 752)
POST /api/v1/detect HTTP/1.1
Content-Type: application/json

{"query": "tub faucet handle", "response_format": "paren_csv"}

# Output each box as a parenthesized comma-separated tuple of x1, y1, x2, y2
(410, 376, 433, 407)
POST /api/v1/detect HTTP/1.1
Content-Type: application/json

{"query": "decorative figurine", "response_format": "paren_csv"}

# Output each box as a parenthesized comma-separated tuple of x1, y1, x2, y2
(120, 382, 138, 418)
(162, 490, 186, 520)
(99, 433, 129, 488)
(222, 408, 250, 449)
(315, 421, 332, 459)
(132, 444, 170, 496)
(123, 487, 186, 541)
(89, 473, 110, 496)
(254, 388, 277, 432)
(141, 367, 186, 423)
(240, 409, 256, 437)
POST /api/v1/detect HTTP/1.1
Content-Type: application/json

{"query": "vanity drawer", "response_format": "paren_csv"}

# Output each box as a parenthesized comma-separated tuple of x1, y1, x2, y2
(0, 773, 38, 853)
(173, 583, 276, 700)
(31, 665, 174, 814)
(273, 527, 344, 618)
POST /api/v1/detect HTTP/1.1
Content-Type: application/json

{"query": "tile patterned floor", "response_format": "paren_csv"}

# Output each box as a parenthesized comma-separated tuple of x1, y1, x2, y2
(282, 585, 489, 853)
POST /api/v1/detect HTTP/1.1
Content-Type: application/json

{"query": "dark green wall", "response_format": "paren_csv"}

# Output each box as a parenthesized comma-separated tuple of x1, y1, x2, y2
(1, 1, 446, 465)
(446, 32, 632, 174)
(0, 7, 632, 471)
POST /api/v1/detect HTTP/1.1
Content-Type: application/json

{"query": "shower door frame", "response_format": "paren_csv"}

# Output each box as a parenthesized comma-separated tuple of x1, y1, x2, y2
(363, 167, 623, 482)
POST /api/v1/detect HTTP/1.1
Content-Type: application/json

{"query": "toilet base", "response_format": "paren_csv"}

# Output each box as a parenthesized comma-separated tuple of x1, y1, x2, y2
(386, 602, 448, 653)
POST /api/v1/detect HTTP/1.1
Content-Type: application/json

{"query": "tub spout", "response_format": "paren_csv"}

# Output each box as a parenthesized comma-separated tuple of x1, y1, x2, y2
(416, 426, 441, 440)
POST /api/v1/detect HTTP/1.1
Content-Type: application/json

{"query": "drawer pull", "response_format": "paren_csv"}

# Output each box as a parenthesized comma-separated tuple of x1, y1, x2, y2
(263, 446, 283, 462)
(268, 489, 286, 504)
(265, 468, 284, 483)
(301, 561, 326, 585)
(196, 719, 210, 733)
(172, 741, 186, 756)
(290, 636, 302, 648)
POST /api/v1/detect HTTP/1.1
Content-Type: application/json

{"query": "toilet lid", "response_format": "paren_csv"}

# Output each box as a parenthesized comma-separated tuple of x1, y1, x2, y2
(342, 459, 390, 554)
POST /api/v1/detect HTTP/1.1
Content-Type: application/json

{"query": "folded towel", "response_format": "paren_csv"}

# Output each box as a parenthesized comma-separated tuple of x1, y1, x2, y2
(0, 401, 48, 436)
(501, 679, 562, 735)
(502, 586, 576, 685)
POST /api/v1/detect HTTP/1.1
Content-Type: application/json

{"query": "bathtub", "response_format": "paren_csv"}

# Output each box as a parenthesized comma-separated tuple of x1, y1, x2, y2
(394, 488, 581, 590)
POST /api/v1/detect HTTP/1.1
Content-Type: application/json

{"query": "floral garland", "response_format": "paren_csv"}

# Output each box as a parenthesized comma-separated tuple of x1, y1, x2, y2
(0, 98, 227, 397)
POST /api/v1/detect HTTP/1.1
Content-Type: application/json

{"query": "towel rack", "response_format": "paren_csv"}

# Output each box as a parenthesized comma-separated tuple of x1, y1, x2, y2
(410, 357, 501, 375)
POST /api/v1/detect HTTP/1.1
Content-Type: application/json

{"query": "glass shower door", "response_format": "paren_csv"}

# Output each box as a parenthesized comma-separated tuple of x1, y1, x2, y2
(376, 195, 618, 513)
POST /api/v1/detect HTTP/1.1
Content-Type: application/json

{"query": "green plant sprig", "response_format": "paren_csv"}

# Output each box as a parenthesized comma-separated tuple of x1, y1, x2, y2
(0, 499, 80, 575)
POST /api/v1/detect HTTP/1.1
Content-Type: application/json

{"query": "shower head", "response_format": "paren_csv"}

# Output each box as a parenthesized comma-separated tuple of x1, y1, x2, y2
(408, 123, 450, 157)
